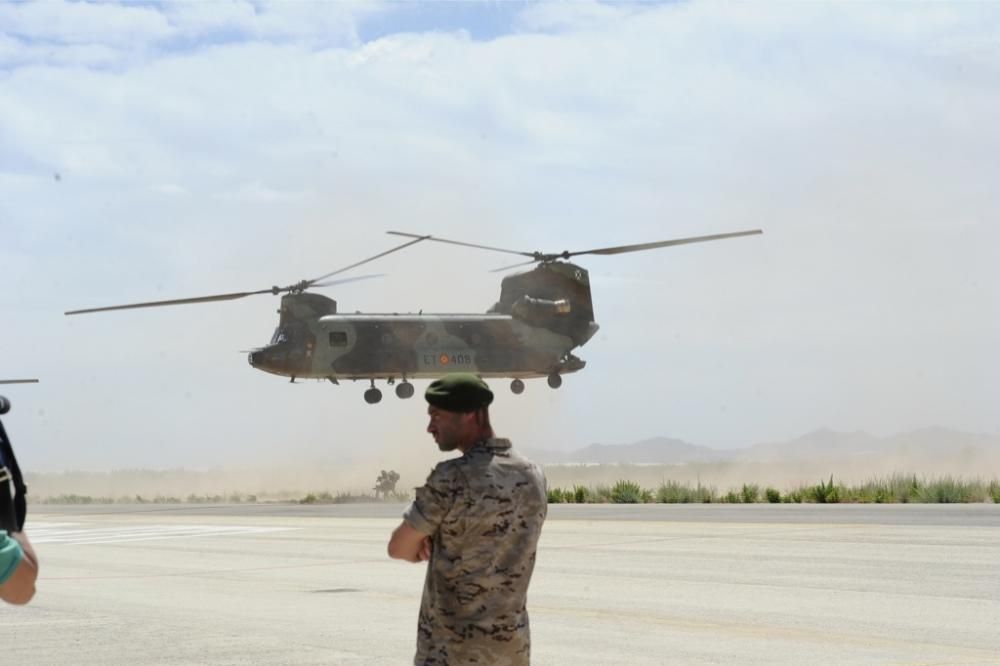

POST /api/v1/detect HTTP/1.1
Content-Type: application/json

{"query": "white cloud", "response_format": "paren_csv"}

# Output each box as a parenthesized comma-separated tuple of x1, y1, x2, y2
(0, 0, 170, 46)
(515, 0, 641, 33)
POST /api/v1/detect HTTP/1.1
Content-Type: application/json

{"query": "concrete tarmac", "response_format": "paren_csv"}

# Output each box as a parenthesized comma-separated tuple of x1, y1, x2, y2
(3, 504, 999, 665)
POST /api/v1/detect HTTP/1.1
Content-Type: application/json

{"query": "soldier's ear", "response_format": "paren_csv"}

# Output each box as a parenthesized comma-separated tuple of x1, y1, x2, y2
(472, 408, 490, 430)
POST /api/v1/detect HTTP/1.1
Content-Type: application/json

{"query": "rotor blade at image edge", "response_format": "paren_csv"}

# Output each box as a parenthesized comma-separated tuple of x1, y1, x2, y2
(307, 235, 431, 285)
(570, 229, 763, 257)
(64, 289, 274, 315)
(387, 231, 536, 258)
(0, 379, 39, 384)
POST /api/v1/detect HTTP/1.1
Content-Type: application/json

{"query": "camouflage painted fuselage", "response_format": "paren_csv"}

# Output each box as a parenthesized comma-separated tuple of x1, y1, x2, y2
(249, 309, 584, 380)
(247, 262, 598, 381)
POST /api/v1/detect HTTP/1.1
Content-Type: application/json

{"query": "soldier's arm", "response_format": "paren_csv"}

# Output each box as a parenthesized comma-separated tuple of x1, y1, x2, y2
(0, 532, 37, 605)
(387, 522, 430, 562)
(389, 462, 461, 563)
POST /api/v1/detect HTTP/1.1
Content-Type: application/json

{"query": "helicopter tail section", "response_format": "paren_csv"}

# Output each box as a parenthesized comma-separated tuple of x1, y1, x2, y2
(494, 262, 598, 347)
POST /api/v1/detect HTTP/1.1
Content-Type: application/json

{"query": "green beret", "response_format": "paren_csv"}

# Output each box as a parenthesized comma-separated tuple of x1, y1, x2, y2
(425, 373, 494, 412)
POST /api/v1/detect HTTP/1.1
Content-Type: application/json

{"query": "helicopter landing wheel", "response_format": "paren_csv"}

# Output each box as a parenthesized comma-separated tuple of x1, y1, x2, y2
(364, 387, 383, 404)
(395, 382, 414, 399)
(547, 373, 562, 389)
(510, 379, 525, 395)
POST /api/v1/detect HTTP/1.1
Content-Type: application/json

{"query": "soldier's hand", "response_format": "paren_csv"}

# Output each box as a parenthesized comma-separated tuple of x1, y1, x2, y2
(417, 536, 431, 562)
(11, 532, 37, 570)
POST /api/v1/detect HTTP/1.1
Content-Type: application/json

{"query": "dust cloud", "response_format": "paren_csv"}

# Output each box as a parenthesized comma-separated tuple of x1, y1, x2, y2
(543, 450, 1000, 493)
(24, 394, 576, 501)
(27, 436, 1000, 501)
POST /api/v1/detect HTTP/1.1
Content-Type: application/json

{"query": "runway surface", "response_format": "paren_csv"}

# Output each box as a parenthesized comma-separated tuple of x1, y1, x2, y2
(4, 503, 999, 665)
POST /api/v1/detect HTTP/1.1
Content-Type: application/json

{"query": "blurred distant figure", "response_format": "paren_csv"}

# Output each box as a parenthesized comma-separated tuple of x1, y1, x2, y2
(374, 469, 401, 499)
(1, 397, 38, 604)
(388, 374, 548, 665)
(0, 530, 37, 605)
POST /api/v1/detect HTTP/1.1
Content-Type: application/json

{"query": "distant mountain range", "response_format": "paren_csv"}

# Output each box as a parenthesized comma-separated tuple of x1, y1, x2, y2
(526, 427, 1000, 465)
(527, 437, 723, 464)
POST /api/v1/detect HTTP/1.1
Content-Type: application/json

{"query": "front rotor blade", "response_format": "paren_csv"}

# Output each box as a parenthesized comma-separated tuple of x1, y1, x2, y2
(308, 235, 431, 285)
(311, 273, 384, 288)
(387, 231, 535, 259)
(0, 379, 39, 384)
(567, 229, 763, 257)
(65, 289, 274, 316)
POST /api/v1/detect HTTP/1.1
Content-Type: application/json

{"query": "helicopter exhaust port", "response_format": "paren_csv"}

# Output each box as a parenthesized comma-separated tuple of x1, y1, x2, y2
(510, 379, 525, 395)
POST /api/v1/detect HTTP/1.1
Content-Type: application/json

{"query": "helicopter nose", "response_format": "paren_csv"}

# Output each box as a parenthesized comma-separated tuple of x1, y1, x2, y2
(247, 345, 291, 376)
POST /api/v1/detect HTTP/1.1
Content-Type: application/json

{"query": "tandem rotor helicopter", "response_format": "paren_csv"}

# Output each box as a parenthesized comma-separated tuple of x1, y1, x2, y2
(66, 229, 761, 403)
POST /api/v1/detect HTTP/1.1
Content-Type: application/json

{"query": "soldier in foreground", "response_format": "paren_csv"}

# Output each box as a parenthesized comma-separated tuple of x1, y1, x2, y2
(388, 374, 548, 665)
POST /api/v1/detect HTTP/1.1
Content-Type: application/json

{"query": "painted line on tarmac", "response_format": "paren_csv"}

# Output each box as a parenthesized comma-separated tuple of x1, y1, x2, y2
(29, 521, 294, 545)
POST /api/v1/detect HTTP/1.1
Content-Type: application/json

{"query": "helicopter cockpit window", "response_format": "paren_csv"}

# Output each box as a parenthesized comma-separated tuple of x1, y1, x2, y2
(270, 327, 288, 345)
(329, 331, 348, 347)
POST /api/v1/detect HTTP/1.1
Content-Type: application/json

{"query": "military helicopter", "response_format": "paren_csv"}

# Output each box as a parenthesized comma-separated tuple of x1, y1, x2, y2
(66, 229, 761, 403)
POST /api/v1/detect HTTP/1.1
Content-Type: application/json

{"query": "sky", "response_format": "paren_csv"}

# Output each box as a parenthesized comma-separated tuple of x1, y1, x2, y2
(1, 1, 998, 473)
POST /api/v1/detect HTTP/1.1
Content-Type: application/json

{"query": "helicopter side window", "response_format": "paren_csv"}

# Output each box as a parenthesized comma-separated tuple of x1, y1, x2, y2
(270, 327, 288, 344)
(329, 331, 348, 347)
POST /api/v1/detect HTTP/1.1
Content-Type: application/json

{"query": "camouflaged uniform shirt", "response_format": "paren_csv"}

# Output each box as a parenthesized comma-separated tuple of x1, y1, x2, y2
(403, 438, 547, 666)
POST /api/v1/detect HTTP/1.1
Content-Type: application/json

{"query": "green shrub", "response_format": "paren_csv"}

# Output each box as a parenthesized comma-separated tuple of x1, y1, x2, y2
(657, 481, 697, 503)
(547, 488, 566, 503)
(591, 485, 613, 503)
(852, 478, 893, 503)
(806, 476, 840, 503)
(38, 493, 115, 504)
(610, 480, 646, 504)
(782, 489, 803, 503)
(897, 475, 921, 504)
(847, 475, 922, 503)
(917, 477, 983, 503)
(153, 495, 181, 504)
(512, 476, 1000, 505)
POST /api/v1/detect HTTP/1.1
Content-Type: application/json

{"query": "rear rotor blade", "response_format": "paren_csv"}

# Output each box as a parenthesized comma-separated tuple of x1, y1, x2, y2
(387, 231, 535, 259)
(65, 289, 274, 316)
(566, 230, 763, 258)
(489, 259, 539, 273)
(0, 379, 39, 385)
(390, 229, 763, 266)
